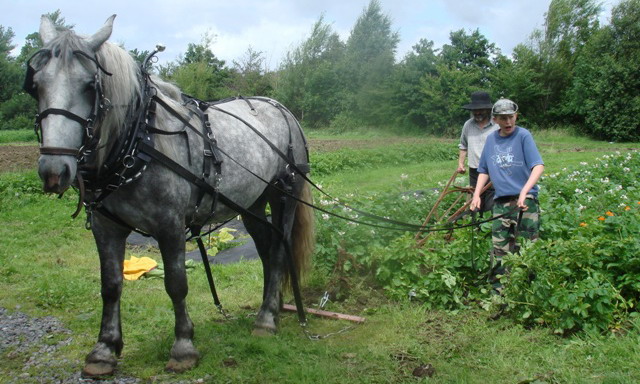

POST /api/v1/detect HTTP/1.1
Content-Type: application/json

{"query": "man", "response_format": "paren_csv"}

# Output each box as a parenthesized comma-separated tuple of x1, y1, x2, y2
(458, 91, 499, 213)
(470, 98, 544, 291)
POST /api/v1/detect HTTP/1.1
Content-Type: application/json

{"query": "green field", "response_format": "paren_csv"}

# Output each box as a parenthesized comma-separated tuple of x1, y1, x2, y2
(1, 130, 639, 383)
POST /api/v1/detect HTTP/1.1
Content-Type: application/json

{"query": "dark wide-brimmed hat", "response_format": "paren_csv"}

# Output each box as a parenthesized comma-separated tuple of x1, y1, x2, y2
(462, 91, 493, 110)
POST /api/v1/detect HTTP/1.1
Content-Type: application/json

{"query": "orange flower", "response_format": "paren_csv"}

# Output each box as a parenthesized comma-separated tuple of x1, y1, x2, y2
(579, 222, 588, 227)
(625, 206, 631, 211)
(606, 211, 614, 216)
(598, 216, 606, 221)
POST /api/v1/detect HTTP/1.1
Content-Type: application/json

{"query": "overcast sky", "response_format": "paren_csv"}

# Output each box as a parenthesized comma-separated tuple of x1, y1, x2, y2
(1, 0, 618, 69)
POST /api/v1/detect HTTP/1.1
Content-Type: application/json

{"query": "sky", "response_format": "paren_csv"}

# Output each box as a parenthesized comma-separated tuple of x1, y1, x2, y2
(1, 0, 618, 69)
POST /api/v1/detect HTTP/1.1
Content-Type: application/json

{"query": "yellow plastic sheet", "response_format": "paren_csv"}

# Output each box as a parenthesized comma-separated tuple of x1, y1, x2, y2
(123, 256, 158, 281)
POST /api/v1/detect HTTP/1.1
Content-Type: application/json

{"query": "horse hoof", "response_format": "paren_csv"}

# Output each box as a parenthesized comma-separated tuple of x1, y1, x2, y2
(165, 357, 198, 373)
(82, 361, 115, 378)
(252, 325, 276, 337)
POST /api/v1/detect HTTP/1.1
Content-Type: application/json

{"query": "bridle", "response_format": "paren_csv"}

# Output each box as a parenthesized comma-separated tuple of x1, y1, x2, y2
(24, 48, 113, 160)
(25, 48, 114, 217)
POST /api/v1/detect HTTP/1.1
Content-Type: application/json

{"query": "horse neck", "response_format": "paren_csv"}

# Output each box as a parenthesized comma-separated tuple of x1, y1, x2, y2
(93, 43, 143, 169)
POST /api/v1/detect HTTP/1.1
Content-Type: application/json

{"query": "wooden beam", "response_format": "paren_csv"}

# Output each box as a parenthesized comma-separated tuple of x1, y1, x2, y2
(282, 304, 366, 324)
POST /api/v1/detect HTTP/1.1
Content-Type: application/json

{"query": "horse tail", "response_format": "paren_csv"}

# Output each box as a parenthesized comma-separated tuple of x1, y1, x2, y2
(288, 178, 315, 288)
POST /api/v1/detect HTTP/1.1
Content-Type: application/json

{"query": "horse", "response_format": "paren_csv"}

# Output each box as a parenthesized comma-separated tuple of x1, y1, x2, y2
(26, 14, 315, 376)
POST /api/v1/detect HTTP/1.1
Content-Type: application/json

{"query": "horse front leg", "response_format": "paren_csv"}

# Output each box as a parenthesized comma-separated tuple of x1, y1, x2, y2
(82, 216, 129, 377)
(157, 228, 199, 372)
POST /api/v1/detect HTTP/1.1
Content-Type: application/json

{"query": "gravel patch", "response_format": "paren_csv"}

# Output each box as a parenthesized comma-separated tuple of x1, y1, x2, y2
(0, 307, 140, 384)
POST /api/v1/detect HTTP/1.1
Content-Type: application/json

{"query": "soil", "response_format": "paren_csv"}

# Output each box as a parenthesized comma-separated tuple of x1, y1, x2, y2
(0, 145, 39, 173)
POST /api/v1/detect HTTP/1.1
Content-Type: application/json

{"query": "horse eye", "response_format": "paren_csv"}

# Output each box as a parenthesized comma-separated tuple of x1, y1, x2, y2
(85, 80, 96, 91)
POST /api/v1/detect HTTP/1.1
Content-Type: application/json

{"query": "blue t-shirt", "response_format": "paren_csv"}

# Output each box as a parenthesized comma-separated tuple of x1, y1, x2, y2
(477, 127, 544, 199)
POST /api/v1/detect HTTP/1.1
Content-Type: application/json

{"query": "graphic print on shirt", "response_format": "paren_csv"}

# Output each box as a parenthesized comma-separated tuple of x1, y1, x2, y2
(491, 145, 523, 175)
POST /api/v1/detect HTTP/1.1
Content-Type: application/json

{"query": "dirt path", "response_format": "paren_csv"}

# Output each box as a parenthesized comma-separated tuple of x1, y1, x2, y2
(0, 145, 39, 173)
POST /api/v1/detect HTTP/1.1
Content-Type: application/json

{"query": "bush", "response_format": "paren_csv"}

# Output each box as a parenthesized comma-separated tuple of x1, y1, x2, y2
(504, 150, 640, 333)
(314, 149, 640, 333)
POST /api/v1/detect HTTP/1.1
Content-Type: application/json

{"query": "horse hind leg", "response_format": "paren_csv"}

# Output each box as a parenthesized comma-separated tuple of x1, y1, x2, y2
(241, 194, 273, 303)
(82, 216, 129, 378)
(157, 226, 199, 373)
(251, 178, 313, 335)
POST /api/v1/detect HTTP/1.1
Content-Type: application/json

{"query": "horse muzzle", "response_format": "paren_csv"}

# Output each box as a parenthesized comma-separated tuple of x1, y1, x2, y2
(38, 155, 77, 194)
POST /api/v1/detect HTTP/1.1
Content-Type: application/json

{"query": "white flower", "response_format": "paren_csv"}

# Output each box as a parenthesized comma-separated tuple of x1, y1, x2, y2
(580, 162, 588, 166)
(338, 231, 345, 236)
(322, 213, 330, 220)
(623, 167, 631, 173)
(578, 204, 586, 211)
(621, 194, 628, 200)
(575, 188, 583, 194)
(400, 173, 408, 180)
(587, 196, 593, 202)
(601, 177, 609, 183)
(401, 195, 410, 201)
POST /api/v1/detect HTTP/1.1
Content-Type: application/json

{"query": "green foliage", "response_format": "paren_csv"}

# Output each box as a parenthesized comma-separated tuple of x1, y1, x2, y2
(275, 16, 345, 127)
(505, 150, 640, 333)
(314, 148, 640, 334)
(310, 141, 457, 177)
(567, 0, 640, 141)
(0, 128, 37, 143)
(228, 47, 273, 97)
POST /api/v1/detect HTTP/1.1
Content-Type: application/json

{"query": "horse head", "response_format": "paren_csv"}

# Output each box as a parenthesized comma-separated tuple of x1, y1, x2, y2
(28, 15, 116, 194)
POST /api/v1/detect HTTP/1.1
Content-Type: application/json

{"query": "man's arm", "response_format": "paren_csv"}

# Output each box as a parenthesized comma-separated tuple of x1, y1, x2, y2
(457, 149, 468, 174)
(517, 164, 544, 210)
(470, 173, 489, 211)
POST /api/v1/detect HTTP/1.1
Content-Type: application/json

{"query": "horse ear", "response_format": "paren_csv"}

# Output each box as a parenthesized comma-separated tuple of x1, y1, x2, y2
(39, 15, 58, 44)
(87, 14, 116, 52)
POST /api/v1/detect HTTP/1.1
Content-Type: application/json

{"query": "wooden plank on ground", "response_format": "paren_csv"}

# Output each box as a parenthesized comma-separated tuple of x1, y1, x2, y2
(282, 304, 366, 323)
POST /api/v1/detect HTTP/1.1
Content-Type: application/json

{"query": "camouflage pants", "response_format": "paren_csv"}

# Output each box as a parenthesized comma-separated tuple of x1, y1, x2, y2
(491, 195, 540, 261)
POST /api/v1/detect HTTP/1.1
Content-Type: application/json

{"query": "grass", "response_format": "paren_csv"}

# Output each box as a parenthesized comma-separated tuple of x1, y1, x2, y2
(1, 131, 640, 383)
(0, 129, 37, 144)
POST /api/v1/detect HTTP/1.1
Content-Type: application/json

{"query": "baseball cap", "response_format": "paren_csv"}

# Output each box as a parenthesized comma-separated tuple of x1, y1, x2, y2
(492, 99, 518, 115)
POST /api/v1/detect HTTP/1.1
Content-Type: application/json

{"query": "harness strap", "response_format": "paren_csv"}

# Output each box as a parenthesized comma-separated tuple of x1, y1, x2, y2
(190, 226, 223, 310)
(137, 141, 308, 324)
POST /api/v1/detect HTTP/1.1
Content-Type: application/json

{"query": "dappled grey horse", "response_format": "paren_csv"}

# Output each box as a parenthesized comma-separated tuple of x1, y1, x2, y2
(26, 15, 314, 376)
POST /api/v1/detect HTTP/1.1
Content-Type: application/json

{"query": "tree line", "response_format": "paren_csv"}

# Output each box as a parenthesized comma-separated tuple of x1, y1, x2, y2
(0, 0, 638, 141)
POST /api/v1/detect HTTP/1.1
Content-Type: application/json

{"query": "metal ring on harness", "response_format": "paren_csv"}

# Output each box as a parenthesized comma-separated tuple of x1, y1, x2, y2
(122, 155, 136, 169)
(100, 97, 112, 111)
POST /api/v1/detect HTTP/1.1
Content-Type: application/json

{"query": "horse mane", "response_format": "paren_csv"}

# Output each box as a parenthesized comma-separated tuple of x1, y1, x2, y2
(95, 41, 186, 164)
(45, 27, 191, 167)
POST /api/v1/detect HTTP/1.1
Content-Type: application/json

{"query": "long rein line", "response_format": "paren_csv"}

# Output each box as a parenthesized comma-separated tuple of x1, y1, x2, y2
(206, 104, 517, 233)
(149, 97, 515, 233)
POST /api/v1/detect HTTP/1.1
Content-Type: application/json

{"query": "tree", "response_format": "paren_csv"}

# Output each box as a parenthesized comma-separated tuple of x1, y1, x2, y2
(166, 33, 232, 100)
(568, 0, 640, 141)
(16, 10, 73, 64)
(390, 38, 439, 129)
(229, 46, 273, 96)
(0, 25, 35, 130)
(512, 0, 602, 125)
(276, 15, 345, 126)
(341, 0, 399, 126)
(440, 28, 498, 85)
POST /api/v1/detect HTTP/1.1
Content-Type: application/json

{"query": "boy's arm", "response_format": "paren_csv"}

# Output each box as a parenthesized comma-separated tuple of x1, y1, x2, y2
(470, 173, 489, 211)
(517, 164, 544, 210)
